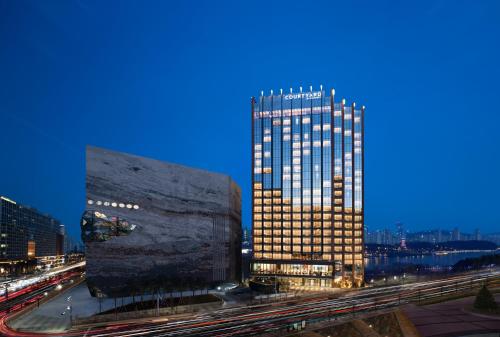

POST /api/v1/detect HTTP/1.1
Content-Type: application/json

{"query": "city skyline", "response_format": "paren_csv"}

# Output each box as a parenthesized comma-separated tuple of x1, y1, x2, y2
(0, 2, 499, 336)
(1, 1, 500, 240)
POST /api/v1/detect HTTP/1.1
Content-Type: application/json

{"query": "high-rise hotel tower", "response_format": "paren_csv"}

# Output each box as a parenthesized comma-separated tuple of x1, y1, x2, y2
(251, 86, 364, 289)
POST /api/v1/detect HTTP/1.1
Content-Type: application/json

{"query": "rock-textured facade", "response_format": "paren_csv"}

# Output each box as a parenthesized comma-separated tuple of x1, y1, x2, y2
(82, 146, 241, 297)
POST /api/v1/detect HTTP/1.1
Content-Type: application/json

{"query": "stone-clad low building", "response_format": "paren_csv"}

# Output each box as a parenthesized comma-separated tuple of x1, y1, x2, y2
(82, 146, 242, 297)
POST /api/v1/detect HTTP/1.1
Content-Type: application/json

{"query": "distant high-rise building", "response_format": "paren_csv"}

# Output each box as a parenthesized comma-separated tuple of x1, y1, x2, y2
(251, 87, 365, 289)
(396, 222, 405, 245)
(243, 228, 249, 243)
(56, 225, 64, 256)
(381, 229, 395, 245)
(452, 227, 461, 241)
(0, 196, 62, 261)
(474, 228, 481, 241)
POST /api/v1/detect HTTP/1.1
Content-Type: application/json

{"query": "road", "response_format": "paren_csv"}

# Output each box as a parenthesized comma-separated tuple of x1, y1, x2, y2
(0, 269, 498, 337)
(0, 263, 85, 337)
(0, 262, 86, 298)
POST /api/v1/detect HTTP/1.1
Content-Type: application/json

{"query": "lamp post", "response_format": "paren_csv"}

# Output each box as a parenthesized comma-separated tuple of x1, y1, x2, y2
(67, 296, 72, 328)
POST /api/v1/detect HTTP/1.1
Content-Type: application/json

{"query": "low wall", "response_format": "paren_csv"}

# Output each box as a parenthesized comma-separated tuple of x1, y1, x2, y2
(73, 299, 222, 326)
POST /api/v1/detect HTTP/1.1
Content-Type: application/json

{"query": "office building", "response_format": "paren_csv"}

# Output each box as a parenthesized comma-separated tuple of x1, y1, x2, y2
(82, 146, 242, 297)
(251, 87, 364, 289)
(0, 195, 63, 271)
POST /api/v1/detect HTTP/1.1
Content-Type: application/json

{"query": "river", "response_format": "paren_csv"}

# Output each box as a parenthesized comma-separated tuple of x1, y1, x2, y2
(365, 250, 499, 271)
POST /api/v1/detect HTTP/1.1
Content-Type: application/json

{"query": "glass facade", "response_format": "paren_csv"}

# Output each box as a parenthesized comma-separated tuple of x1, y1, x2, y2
(251, 88, 364, 288)
(0, 196, 61, 261)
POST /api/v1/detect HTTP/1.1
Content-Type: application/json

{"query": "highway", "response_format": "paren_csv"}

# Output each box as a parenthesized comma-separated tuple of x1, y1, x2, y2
(0, 261, 86, 297)
(0, 263, 85, 337)
(90, 270, 499, 337)
(0, 269, 498, 337)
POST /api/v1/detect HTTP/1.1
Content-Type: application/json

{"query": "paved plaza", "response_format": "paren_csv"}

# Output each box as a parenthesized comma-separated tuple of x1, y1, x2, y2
(10, 282, 136, 332)
(403, 294, 500, 337)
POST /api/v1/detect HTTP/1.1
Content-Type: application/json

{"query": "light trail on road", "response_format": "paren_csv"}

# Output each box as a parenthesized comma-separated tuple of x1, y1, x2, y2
(0, 269, 498, 337)
(0, 262, 85, 297)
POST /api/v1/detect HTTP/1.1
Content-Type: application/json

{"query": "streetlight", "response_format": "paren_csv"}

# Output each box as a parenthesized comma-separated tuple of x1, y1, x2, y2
(66, 296, 72, 328)
(56, 284, 62, 290)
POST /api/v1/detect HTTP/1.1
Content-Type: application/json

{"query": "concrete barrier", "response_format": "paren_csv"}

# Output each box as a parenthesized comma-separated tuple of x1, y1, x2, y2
(73, 299, 222, 326)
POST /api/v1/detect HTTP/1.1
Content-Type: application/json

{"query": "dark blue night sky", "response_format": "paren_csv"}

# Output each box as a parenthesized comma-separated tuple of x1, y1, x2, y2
(1, 0, 499, 241)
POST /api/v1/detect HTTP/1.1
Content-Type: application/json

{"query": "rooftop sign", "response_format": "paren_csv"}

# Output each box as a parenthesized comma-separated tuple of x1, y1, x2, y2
(283, 91, 322, 100)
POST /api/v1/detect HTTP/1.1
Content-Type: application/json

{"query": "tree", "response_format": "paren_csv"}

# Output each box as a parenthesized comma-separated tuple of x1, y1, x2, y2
(474, 285, 498, 312)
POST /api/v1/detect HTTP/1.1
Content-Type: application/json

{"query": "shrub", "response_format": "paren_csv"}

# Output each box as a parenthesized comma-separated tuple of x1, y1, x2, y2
(474, 285, 498, 312)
